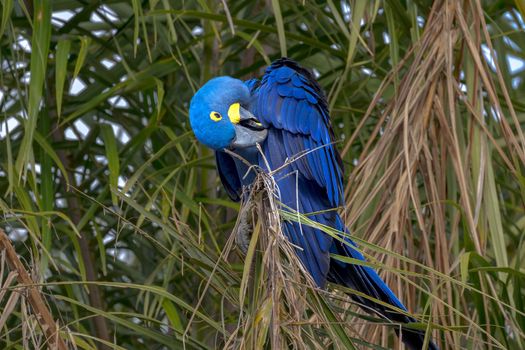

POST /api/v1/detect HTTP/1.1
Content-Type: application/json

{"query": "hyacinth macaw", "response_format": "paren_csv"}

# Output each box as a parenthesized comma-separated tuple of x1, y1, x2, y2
(189, 58, 437, 350)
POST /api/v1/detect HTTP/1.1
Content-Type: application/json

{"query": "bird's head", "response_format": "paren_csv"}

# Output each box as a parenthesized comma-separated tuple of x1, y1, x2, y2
(189, 76, 267, 150)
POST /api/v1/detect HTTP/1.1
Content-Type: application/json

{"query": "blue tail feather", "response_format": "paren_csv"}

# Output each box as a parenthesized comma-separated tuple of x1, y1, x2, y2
(327, 217, 438, 350)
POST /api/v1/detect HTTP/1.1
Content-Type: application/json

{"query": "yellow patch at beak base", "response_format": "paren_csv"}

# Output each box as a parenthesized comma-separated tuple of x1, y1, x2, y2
(228, 103, 241, 124)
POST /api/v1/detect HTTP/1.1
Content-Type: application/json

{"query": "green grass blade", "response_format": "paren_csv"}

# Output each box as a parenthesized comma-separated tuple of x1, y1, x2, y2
(55, 39, 71, 118)
(15, 0, 52, 177)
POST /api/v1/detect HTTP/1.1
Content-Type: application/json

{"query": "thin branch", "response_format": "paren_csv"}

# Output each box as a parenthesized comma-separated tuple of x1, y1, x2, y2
(0, 228, 67, 350)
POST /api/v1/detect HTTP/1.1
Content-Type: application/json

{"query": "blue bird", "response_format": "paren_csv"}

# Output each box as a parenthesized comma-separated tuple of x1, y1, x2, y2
(189, 58, 438, 350)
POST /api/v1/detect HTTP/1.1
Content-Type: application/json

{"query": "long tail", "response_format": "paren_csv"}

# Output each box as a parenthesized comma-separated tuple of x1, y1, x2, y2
(328, 232, 438, 350)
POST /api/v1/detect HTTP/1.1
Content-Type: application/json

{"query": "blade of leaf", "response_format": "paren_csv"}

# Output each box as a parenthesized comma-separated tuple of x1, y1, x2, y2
(55, 39, 71, 118)
(0, 0, 13, 38)
(72, 36, 90, 82)
(270, 0, 287, 57)
(100, 124, 120, 206)
(15, 0, 52, 177)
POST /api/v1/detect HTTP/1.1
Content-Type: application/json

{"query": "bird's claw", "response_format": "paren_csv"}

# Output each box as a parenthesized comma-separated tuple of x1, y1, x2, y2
(235, 202, 254, 255)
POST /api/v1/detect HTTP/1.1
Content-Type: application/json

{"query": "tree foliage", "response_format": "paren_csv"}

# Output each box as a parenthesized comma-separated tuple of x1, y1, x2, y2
(0, 0, 524, 349)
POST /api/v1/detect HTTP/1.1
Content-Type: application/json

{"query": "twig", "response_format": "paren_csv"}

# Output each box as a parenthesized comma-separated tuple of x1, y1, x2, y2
(0, 228, 67, 350)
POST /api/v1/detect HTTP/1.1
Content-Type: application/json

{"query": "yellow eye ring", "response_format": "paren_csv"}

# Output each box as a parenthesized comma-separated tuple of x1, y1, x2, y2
(210, 111, 222, 121)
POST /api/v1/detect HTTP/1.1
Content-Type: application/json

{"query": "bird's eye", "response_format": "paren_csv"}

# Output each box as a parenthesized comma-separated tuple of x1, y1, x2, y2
(210, 111, 222, 121)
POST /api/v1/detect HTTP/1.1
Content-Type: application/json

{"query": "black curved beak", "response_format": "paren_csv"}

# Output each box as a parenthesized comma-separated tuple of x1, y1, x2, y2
(230, 106, 267, 149)
(238, 109, 265, 131)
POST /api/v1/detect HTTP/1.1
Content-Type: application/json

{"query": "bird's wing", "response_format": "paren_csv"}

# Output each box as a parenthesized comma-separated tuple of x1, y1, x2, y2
(252, 58, 344, 287)
(255, 58, 344, 207)
(215, 150, 242, 202)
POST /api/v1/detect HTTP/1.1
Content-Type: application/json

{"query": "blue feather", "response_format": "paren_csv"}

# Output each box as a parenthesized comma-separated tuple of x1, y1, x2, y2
(292, 86, 306, 99)
(280, 95, 296, 132)
(305, 91, 318, 104)
(308, 108, 321, 140)
(274, 66, 294, 83)
(277, 83, 292, 98)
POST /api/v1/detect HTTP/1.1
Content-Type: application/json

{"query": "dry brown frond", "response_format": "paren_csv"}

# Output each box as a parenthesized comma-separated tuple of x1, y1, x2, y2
(342, 1, 524, 349)
(224, 167, 315, 349)
(0, 228, 68, 350)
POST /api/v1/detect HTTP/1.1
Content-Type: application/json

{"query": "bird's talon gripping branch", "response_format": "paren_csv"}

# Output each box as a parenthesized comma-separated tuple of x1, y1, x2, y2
(235, 201, 254, 255)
